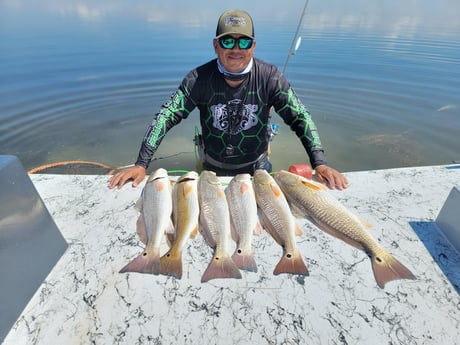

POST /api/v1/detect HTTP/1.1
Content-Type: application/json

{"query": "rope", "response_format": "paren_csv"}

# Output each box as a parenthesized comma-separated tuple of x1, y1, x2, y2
(28, 160, 117, 174)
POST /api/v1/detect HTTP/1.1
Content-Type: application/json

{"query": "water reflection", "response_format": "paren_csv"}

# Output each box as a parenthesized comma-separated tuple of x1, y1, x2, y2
(3, 0, 459, 32)
(0, 0, 459, 173)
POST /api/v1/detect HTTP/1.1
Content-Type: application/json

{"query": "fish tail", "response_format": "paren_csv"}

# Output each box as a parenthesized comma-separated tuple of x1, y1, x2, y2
(159, 249, 183, 279)
(273, 249, 309, 276)
(231, 248, 258, 272)
(201, 254, 242, 283)
(119, 248, 161, 275)
(371, 251, 416, 288)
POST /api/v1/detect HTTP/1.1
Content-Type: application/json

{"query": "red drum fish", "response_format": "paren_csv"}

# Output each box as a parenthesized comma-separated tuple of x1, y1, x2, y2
(120, 168, 173, 275)
(198, 170, 241, 283)
(274, 170, 416, 288)
(160, 171, 200, 279)
(225, 173, 261, 272)
(253, 169, 309, 276)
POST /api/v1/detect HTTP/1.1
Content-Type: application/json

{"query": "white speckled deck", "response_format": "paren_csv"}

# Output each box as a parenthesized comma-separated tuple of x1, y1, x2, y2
(3, 165, 460, 345)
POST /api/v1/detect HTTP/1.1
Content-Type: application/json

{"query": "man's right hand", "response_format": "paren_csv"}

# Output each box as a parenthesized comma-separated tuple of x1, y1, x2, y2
(108, 165, 147, 189)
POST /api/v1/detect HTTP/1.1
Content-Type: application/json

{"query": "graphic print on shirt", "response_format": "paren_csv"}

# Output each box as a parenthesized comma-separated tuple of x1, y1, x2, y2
(211, 99, 258, 135)
(146, 89, 187, 148)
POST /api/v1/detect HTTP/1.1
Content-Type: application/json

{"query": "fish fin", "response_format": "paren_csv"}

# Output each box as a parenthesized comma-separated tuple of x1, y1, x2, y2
(253, 221, 263, 236)
(217, 188, 226, 199)
(201, 254, 242, 282)
(289, 202, 308, 218)
(230, 222, 239, 242)
(273, 249, 309, 276)
(232, 249, 257, 272)
(136, 214, 148, 244)
(155, 180, 167, 192)
(182, 183, 193, 197)
(260, 212, 284, 246)
(359, 217, 373, 229)
(270, 183, 283, 197)
(295, 224, 303, 236)
(119, 247, 161, 275)
(300, 178, 328, 191)
(371, 252, 416, 288)
(257, 210, 266, 229)
(311, 218, 366, 251)
(190, 224, 199, 238)
(199, 219, 218, 248)
(165, 219, 175, 235)
(160, 250, 182, 279)
(165, 233, 175, 247)
(240, 181, 250, 194)
(134, 196, 143, 211)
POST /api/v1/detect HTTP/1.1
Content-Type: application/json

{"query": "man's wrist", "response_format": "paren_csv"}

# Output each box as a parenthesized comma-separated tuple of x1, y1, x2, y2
(134, 162, 148, 170)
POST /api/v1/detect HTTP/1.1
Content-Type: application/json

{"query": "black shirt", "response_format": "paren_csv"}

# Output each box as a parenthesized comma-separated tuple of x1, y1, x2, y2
(135, 57, 327, 170)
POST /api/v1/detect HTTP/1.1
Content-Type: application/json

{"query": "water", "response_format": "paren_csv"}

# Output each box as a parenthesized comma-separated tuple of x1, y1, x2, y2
(1, 0, 459, 174)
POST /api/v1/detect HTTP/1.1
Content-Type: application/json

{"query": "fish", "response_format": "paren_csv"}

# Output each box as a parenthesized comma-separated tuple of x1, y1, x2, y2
(119, 168, 174, 275)
(252, 169, 309, 276)
(198, 170, 242, 282)
(225, 173, 261, 272)
(160, 171, 200, 279)
(274, 170, 416, 288)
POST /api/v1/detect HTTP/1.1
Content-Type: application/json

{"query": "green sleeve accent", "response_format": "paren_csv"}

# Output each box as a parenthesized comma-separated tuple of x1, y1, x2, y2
(145, 88, 192, 151)
(276, 87, 323, 149)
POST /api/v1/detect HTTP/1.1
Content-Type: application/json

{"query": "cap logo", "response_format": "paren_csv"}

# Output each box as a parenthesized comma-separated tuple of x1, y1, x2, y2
(225, 16, 246, 27)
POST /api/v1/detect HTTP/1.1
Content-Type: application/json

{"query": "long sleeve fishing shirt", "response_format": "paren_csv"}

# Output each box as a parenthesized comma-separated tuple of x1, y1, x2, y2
(135, 57, 327, 169)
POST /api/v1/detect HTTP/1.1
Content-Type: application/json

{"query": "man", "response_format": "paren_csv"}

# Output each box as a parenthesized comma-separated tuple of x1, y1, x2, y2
(109, 9, 348, 190)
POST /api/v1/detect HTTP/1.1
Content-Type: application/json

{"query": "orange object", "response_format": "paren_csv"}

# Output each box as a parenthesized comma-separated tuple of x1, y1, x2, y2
(288, 164, 313, 179)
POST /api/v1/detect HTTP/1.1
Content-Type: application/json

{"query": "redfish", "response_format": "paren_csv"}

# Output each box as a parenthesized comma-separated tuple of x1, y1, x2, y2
(253, 169, 309, 276)
(225, 173, 261, 272)
(160, 171, 200, 279)
(274, 170, 416, 288)
(120, 168, 173, 275)
(198, 170, 241, 283)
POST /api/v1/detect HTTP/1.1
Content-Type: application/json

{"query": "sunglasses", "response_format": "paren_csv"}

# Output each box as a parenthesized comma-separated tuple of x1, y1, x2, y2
(218, 36, 254, 50)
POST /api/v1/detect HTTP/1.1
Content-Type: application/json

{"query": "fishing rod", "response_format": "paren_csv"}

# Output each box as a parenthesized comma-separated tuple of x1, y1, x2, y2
(268, 0, 310, 156)
(282, 0, 309, 74)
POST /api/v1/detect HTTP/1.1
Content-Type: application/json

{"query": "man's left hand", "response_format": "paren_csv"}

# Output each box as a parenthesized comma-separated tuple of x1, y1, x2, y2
(314, 165, 348, 190)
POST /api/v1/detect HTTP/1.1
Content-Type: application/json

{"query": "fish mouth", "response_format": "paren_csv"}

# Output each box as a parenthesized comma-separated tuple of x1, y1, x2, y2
(178, 177, 196, 183)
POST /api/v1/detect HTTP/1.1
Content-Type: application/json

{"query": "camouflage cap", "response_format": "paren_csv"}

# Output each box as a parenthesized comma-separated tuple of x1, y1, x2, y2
(215, 10, 255, 39)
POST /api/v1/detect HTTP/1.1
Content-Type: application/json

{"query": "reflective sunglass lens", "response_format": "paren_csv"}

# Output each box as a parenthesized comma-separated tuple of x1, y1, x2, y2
(219, 37, 253, 50)
(238, 39, 252, 49)
(220, 38, 235, 49)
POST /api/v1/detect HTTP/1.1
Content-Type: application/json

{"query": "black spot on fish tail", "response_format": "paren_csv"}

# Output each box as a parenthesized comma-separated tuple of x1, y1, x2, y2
(119, 248, 161, 275)
(371, 252, 416, 288)
(273, 250, 309, 276)
(232, 249, 258, 272)
(160, 250, 183, 279)
(201, 254, 242, 283)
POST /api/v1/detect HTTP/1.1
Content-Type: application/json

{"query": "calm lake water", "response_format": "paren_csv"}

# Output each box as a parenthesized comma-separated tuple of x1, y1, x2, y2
(1, 0, 459, 174)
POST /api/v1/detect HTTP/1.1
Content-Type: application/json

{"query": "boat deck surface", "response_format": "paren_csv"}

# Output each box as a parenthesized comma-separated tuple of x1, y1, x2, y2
(3, 165, 460, 345)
